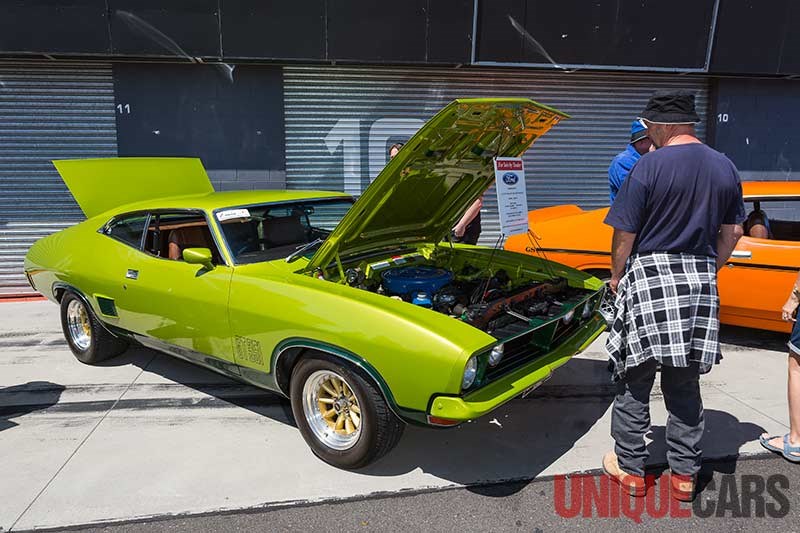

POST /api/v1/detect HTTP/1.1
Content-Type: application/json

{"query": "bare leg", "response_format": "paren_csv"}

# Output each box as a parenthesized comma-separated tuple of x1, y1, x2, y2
(749, 223, 769, 240)
(763, 351, 800, 456)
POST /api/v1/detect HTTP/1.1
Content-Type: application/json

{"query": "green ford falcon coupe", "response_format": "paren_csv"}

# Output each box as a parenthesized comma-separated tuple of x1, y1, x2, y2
(25, 98, 606, 469)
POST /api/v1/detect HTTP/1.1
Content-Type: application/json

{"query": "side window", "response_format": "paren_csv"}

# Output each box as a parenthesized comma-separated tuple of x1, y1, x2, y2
(104, 214, 148, 249)
(144, 212, 223, 264)
(745, 199, 800, 242)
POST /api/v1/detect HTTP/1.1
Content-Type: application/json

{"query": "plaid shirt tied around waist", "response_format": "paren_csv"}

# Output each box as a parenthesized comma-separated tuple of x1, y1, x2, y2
(606, 253, 722, 382)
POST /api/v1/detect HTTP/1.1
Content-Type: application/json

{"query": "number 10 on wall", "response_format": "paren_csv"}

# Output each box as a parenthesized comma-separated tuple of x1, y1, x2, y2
(324, 118, 424, 195)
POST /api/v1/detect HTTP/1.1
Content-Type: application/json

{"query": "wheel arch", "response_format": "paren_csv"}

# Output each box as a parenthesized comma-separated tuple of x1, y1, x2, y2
(272, 338, 406, 423)
(52, 282, 124, 339)
(583, 267, 612, 281)
(53, 281, 86, 305)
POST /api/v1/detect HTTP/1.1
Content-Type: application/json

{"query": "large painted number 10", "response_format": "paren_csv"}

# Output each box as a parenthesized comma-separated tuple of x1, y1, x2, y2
(324, 118, 425, 195)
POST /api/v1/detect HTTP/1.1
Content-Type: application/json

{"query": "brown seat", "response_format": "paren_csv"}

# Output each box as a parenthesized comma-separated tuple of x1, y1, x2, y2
(167, 226, 215, 261)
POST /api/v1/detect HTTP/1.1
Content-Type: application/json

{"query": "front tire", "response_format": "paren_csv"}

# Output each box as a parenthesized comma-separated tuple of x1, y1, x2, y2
(290, 355, 404, 469)
(60, 291, 128, 364)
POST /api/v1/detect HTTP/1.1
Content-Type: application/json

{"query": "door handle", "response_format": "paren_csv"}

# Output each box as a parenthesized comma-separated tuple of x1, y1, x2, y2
(125, 269, 139, 280)
(731, 251, 752, 259)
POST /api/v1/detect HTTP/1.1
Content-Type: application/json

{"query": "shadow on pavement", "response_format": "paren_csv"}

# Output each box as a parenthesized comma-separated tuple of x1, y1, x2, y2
(644, 409, 766, 495)
(719, 324, 788, 352)
(97, 346, 615, 488)
(85, 343, 767, 494)
(360, 357, 615, 493)
(94, 346, 297, 427)
(0, 381, 65, 432)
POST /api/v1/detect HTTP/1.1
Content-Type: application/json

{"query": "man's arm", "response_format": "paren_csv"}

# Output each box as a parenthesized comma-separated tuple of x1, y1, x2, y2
(782, 270, 800, 322)
(453, 197, 483, 238)
(716, 223, 744, 271)
(609, 228, 637, 294)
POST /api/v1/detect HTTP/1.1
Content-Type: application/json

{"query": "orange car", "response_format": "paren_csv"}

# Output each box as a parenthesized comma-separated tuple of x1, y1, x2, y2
(505, 182, 800, 333)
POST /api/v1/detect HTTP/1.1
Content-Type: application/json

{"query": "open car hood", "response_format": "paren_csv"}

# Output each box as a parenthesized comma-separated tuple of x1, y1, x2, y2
(54, 157, 213, 218)
(306, 98, 568, 272)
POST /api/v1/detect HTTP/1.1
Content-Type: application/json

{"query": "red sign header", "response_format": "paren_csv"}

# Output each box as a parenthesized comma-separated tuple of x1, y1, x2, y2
(495, 159, 523, 171)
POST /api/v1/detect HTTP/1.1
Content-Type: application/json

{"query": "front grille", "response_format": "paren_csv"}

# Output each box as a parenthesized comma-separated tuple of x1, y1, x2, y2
(480, 289, 605, 384)
(484, 329, 545, 381)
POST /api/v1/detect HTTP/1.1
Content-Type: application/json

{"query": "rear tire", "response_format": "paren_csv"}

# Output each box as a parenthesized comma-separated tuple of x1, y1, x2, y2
(290, 354, 404, 469)
(60, 291, 128, 364)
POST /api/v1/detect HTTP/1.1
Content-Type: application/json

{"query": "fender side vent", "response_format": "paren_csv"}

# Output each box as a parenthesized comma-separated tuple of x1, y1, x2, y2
(96, 296, 118, 317)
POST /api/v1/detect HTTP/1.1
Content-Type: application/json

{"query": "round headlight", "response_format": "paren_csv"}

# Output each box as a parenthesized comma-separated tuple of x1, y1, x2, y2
(582, 301, 592, 319)
(462, 355, 478, 389)
(562, 309, 575, 324)
(489, 344, 505, 367)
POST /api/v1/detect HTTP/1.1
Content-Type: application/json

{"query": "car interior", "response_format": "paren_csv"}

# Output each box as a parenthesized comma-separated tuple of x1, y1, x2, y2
(220, 213, 312, 262)
(144, 213, 223, 264)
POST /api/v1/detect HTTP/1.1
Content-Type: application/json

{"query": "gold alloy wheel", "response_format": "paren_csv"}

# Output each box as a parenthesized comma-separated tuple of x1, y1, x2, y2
(66, 298, 92, 351)
(302, 370, 363, 450)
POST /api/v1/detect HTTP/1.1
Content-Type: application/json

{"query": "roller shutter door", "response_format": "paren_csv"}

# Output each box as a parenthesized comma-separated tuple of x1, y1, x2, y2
(284, 66, 709, 243)
(0, 61, 117, 295)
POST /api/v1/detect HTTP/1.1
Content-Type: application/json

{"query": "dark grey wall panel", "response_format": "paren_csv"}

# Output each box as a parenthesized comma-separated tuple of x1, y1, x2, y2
(710, 0, 788, 74)
(108, 0, 221, 57)
(0, 0, 110, 54)
(113, 64, 284, 172)
(427, 0, 474, 63)
(328, 0, 428, 61)
(221, 1, 326, 60)
(713, 78, 800, 179)
(474, 0, 525, 63)
(779, 2, 800, 74)
(477, 0, 715, 69)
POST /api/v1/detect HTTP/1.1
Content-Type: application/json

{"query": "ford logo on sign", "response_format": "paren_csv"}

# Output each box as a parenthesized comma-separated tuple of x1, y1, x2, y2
(502, 172, 519, 185)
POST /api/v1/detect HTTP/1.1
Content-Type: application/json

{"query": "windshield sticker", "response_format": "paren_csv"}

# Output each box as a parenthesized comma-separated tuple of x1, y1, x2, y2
(216, 209, 251, 222)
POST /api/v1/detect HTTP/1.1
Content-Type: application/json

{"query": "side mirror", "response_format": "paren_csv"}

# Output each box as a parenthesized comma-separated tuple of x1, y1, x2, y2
(182, 248, 214, 270)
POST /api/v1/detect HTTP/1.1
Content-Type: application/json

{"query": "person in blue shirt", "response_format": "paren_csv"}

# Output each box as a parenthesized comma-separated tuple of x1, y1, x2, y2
(608, 119, 652, 204)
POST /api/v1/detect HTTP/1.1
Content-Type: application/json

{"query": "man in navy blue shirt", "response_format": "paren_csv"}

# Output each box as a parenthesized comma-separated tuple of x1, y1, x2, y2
(601, 91, 745, 502)
(608, 120, 652, 204)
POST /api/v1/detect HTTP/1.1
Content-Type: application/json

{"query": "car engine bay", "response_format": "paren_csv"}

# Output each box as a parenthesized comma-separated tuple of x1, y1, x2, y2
(325, 249, 600, 338)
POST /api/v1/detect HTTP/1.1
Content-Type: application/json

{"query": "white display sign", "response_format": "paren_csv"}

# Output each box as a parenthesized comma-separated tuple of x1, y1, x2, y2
(494, 157, 529, 237)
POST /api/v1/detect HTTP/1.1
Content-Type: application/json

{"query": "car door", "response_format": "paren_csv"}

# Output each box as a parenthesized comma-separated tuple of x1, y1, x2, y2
(718, 237, 798, 333)
(116, 211, 236, 365)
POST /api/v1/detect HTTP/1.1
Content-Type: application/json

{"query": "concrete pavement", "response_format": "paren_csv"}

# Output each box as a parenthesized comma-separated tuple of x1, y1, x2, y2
(70, 455, 800, 533)
(0, 300, 794, 530)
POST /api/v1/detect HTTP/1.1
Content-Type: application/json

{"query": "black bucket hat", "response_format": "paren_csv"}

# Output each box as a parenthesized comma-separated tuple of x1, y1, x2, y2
(639, 90, 700, 124)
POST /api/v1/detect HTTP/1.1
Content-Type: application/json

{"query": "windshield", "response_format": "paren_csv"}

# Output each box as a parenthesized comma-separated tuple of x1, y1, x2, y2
(215, 198, 354, 264)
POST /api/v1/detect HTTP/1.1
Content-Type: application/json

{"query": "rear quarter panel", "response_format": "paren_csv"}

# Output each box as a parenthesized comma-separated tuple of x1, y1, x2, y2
(505, 207, 612, 272)
(25, 218, 141, 322)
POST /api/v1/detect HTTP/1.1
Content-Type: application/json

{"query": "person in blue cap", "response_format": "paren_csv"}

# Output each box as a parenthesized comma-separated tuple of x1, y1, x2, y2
(608, 119, 652, 204)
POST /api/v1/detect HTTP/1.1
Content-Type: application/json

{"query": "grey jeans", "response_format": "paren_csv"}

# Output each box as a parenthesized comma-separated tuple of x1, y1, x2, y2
(611, 359, 704, 477)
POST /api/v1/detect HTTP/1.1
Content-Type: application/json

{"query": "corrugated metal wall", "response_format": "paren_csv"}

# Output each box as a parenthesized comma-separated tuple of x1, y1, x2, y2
(0, 62, 710, 294)
(0, 62, 117, 295)
(284, 66, 709, 243)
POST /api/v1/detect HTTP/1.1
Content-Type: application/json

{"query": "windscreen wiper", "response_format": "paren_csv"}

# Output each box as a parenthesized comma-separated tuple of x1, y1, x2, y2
(285, 238, 324, 263)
